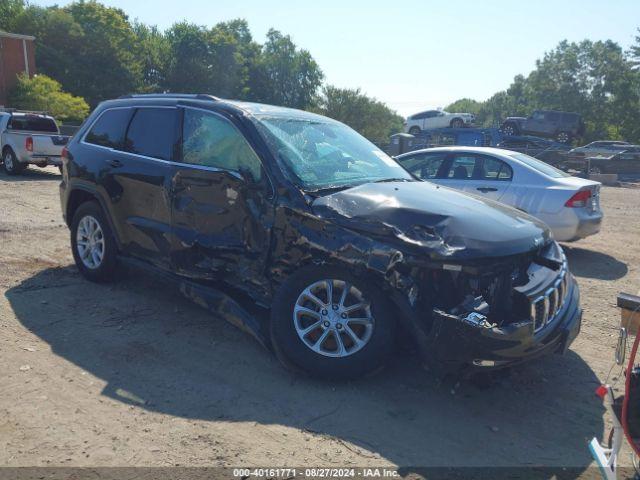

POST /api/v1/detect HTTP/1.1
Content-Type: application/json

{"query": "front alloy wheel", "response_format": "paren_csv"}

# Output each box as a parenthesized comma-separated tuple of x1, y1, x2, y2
(293, 280, 374, 358)
(270, 266, 396, 379)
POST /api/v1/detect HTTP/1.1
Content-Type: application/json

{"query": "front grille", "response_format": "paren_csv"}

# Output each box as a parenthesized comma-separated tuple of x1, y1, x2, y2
(530, 258, 569, 332)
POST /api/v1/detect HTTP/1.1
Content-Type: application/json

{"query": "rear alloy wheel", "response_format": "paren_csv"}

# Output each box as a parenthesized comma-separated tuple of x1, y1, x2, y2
(408, 126, 421, 135)
(450, 118, 464, 128)
(589, 166, 603, 175)
(2, 149, 26, 175)
(556, 131, 571, 144)
(270, 267, 395, 379)
(71, 201, 118, 283)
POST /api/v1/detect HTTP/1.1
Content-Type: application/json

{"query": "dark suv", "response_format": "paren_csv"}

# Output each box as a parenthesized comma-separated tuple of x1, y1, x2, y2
(501, 110, 584, 144)
(60, 94, 582, 379)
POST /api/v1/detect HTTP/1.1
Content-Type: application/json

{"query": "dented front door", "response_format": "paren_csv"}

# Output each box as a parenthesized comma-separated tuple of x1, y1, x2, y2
(169, 107, 273, 296)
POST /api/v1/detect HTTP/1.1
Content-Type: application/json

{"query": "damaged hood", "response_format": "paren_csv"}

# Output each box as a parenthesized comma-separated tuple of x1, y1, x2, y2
(312, 181, 551, 260)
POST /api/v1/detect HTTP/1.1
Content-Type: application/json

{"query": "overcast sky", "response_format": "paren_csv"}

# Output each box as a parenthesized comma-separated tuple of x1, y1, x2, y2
(32, 0, 640, 117)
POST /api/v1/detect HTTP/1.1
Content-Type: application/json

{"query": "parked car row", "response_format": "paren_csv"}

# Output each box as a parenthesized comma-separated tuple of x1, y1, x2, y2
(55, 93, 583, 380)
(0, 110, 69, 175)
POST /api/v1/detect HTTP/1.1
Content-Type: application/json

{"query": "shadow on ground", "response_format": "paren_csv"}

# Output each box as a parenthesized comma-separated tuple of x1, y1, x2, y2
(6, 266, 605, 470)
(0, 167, 61, 182)
(564, 245, 628, 281)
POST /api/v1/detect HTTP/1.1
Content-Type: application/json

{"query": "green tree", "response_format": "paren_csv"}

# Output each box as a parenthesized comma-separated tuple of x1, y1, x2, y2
(8, 73, 89, 122)
(448, 37, 640, 143)
(445, 98, 482, 115)
(163, 20, 251, 98)
(0, 0, 25, 31)
(313, 86, 404, 144)
(11, 1, 143, 106)
(133, 22, 168, 93)
(248, 29, 323, 109)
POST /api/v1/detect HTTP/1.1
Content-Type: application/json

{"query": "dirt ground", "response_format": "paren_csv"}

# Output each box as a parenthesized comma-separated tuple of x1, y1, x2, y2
(1, 166, 639, 476)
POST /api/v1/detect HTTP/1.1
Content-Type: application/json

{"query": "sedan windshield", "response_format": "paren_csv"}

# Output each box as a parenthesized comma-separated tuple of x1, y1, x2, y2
(253, 116, 412, 190)
(509, 152, 570, 178)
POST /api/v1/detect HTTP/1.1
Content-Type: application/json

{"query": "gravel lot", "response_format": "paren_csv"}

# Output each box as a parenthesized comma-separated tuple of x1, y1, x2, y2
(1, 166, 639, 476)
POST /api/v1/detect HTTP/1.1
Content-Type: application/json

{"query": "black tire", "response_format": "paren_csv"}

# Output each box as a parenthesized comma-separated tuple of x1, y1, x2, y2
(450, 118, 464, 128)
(408, 126, 421, 135)
(2, 148, 27, 175)
(270, 265, 396, 380)
(589, 165, 604, 175)
(556, 131, 572, 144)
(70, 201, 118, 283)
(502, 122, 519, 136)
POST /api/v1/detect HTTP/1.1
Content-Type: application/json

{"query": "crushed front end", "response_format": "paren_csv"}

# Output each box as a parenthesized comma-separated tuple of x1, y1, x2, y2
(402, 241, 582, 372)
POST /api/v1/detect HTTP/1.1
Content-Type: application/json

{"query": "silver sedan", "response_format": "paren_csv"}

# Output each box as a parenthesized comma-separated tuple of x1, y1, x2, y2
(396, 146, 603, 242)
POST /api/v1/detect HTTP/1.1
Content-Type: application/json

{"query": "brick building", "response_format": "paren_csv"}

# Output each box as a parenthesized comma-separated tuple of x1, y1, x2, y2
(0, 31, 36, 107)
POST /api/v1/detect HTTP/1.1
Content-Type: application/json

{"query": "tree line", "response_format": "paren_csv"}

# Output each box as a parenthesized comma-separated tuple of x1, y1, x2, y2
(2, 0, 640, 144)
(446, 35, 640, 144)
(0, 0, 403, 143)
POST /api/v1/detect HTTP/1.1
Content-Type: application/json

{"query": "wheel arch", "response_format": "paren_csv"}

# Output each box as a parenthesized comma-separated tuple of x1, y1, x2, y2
(66, 186, 122, 249)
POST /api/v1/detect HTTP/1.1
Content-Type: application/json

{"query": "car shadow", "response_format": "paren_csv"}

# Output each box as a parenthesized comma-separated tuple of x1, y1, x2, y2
(563, 246, 628, 281)
(6, 266, 605, 471)
(0, 167, 61, 182)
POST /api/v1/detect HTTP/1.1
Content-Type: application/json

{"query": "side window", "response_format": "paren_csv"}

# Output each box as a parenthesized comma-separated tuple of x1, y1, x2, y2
(182, 109, 263, 181)
(124, 108, 178, 161)
(399, 153, 447, 179)
(446, 154, 478, 180)
(481, 156, 513, 181)
(531, 111, 545, 121)
(85, 109, 133, 149)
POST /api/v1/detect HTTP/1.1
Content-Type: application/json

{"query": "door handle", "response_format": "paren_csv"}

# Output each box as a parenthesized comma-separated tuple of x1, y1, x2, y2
(477, 187, 498, 192)
(108, 159, 123, 168)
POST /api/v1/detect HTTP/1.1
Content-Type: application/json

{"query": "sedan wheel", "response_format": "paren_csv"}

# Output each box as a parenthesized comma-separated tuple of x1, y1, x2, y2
(293, 279, 374, 358)
(590, 166, 603, 175)
(556, 132, 570, 144)
(450, 119, 463, 128)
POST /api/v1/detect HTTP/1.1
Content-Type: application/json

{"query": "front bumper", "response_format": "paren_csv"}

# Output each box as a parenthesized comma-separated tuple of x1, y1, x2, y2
(418, 273, 582, 372)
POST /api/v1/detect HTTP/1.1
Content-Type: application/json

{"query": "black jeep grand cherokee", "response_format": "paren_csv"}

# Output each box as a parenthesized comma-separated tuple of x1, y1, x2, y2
(60, 94, 582, 379)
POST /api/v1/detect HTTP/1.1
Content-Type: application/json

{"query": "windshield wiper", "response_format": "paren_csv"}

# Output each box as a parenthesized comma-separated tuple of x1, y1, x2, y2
(372, 177, 415, 183)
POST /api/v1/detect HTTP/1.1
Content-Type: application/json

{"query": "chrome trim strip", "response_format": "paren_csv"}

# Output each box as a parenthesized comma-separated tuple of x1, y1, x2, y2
(532, 253, 569, 333)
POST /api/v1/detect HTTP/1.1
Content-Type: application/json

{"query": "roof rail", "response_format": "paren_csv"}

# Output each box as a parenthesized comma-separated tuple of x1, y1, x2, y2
(117, 93, 220, 101)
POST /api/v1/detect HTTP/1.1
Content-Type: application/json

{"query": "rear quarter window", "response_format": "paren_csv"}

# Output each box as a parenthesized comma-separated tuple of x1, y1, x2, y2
(85, 109, 133, 149)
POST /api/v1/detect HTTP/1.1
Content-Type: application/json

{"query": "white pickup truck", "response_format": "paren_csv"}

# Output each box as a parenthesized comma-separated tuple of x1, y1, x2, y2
(1, 110, 70, 175)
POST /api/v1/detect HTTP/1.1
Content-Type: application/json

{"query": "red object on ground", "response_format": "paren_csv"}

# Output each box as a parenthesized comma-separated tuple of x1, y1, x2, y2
(622, 332, 640, 457)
